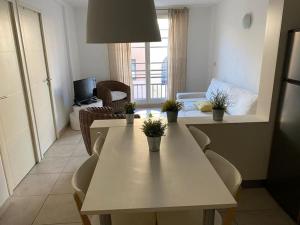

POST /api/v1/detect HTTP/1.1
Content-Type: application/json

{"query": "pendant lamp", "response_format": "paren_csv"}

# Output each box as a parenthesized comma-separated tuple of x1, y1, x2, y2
(87, 0, 161, 43)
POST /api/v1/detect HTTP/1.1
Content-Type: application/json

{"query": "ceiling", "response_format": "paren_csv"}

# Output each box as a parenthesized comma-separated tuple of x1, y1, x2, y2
(63, 0, 222, 8)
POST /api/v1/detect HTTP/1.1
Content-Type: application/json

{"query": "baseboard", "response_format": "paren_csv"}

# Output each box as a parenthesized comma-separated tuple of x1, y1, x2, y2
(57, 122, 70, 139)
(242, 180, 266, 188)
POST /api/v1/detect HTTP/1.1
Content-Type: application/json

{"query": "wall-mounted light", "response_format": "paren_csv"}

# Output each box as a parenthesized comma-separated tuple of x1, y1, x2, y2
(243, 13, 253, 29)
(87, 0, 161, 43)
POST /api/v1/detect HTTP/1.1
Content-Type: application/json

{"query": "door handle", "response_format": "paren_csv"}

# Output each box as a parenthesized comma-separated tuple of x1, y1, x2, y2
(0, 96, 8, 100)
(43, 78, 52, 83)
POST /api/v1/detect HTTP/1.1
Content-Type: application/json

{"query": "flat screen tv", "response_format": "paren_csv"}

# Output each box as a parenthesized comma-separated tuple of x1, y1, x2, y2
(73, 77, 96, 104)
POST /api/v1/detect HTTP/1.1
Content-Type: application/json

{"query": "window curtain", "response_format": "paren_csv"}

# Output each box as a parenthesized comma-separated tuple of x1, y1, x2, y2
(168, 8, 189, 99)
(107, 43, 132, 86)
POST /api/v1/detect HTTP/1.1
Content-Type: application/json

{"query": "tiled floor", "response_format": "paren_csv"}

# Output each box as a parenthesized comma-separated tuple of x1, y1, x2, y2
(0, 128, 297, 225)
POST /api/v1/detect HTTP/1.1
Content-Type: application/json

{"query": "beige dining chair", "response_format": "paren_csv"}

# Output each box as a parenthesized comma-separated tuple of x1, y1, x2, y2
(157, 150, 242, 225)
(72, 154, 101, 225)
(93, 132, 105, 156)
(188, 126, 211, 151)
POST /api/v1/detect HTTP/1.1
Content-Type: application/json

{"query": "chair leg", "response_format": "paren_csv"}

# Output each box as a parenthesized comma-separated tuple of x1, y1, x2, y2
(73, 193, 92, 225)
(203, 209, 215, 225)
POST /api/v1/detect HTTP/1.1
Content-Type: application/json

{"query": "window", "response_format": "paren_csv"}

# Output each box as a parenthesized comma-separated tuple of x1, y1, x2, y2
(131, 17, 169, 104)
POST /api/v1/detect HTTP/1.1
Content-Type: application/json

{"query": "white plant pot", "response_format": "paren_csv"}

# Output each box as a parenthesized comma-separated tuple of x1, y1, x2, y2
(126, 114, 134, 124)
(147, 136, 161, 152)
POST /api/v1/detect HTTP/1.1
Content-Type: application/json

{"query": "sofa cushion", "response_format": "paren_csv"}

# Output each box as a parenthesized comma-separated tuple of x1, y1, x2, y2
(195, 101, 213, 112)
(227, 87, 258, 115)
(206, 78, 231, 100)
(111, 91, 127, 101)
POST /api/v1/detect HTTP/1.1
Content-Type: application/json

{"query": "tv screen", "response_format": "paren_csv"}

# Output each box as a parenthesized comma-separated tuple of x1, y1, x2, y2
(73, 77, 96, 103)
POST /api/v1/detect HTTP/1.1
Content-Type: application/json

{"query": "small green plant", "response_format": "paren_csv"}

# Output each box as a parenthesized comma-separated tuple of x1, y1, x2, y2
(210, 90, 230, 110)
(161, 100, 183, 112)
(142, 119, 167, 137)
(124, 102, 136, 114)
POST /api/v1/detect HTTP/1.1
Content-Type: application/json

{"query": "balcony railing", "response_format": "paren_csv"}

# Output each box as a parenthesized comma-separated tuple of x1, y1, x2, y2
(133, 83, 167, 101)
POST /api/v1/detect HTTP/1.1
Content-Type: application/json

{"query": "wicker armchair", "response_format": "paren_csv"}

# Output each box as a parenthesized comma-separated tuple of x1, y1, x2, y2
(79, 107, 140, 155)
(96, 80, 131, 113)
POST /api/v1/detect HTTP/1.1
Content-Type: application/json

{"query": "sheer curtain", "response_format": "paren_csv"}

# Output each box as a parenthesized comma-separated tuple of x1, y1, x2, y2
(168, 8, 189, 99)
(107, 43, 132, 86)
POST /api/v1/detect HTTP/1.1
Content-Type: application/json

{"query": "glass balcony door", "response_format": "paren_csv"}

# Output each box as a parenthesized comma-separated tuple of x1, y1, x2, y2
(131, 18, 169, 105)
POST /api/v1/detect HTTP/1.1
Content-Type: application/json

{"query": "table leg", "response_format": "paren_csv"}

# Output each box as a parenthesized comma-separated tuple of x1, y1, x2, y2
(203, 209, 215, 225)
(100, 214, 112, 225)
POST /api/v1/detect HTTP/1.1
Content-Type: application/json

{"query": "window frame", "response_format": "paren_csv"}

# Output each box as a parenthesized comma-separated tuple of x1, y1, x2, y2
(131, 12, 169, 105)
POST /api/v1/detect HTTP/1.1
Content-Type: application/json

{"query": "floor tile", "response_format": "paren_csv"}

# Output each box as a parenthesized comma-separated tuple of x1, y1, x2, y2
(63, 156, 89, 173)
(44, 144, 77, 158)
(32, 194, 81, 225)
(236, 209, 297, 225)
(51, 173, 74, 194)
(30, 158, 69, 174)
(0, 196, 46, 225)
(55, 131, 82, 145)
(14, 174, 59, 196)
(72, 142, 89, 157)
(238, 188, 280, 211)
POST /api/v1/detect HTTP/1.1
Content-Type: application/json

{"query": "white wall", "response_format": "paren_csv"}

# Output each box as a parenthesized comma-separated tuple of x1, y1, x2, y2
(22, 0, 75, 133)
(186, 6, 214, 92)
(74, 7, 110, 82)
(61, 1, 81, 81)
(211, 0, 269, 93)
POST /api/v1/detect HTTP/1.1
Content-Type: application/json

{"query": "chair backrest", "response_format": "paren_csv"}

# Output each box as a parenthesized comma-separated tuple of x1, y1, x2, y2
(205, 150, 242, 197)
(72, 154, 99, 202)
(72, 154, 99, 225)
(93, 132, 105, 156)
(189, 126, 211, 151)
(206, 150, 242, 225)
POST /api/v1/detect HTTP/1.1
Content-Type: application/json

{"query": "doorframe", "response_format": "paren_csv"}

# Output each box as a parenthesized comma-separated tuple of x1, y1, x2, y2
(15, 1, 58, 158)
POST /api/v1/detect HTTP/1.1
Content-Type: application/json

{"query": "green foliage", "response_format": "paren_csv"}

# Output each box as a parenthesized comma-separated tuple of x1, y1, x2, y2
(124, 102, 136, 114)
(161, 100, 183, 112)
(209, 90, 230, 110)
(142, 119, 167, 137)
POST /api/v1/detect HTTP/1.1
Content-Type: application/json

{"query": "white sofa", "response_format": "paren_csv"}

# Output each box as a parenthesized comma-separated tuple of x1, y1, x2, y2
(177, 79, 258, 116)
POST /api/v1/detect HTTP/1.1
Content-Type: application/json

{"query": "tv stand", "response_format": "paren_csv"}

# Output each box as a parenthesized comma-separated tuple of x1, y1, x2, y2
(70, 98, 103, 130)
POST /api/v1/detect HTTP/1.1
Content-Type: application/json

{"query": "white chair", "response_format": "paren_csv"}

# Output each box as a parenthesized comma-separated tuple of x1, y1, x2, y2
(72, 154, 100, 225)
(157, 150, 242, 225)
(93, 132, 105, 156)
(188, 126, 211, 151)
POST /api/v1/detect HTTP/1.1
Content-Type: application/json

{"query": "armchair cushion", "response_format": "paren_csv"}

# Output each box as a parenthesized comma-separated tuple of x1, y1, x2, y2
(111, 91, 127, 101)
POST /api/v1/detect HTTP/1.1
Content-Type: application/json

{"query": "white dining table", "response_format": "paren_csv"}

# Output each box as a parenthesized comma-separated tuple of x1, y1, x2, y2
(81, 121, 236, 225)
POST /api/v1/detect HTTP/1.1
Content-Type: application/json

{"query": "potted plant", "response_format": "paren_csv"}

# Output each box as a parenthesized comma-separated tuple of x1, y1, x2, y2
(142, 119, 167, 152)
(161, 100, 183, 123)
(124, 102, 136, 124)
(210, 90, 230, 121)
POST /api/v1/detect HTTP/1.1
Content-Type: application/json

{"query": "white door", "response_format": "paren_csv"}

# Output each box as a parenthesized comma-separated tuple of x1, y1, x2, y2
(18, 6, 56, 155)
(0, 0, 36, 189)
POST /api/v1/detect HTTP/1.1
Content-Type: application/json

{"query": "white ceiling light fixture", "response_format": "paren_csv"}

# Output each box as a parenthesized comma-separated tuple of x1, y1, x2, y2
(87, 0, 161, 43)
